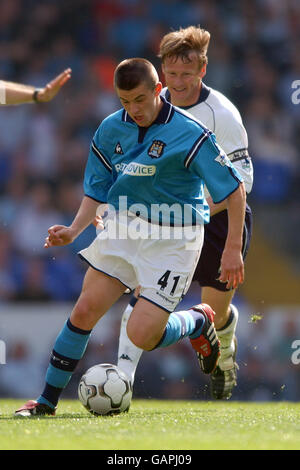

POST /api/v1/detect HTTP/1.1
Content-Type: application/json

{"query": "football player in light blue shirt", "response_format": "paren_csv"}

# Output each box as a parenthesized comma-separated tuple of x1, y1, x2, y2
(15, 58, 246, 417)
(84, 94, 241, 227)
(116, 27, 253, 402)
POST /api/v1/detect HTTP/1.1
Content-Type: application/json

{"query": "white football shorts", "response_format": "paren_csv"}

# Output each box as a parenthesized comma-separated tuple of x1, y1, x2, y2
(79, 214, 204, 312)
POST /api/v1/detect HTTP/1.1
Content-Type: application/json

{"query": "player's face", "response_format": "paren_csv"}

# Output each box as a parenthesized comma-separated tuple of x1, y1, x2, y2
(162, 54, 206, 107)
(116, 81, 162, 127)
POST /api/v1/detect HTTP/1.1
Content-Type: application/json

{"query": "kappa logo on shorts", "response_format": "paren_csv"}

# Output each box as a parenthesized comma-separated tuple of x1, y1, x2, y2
(148, 140, 166, 159)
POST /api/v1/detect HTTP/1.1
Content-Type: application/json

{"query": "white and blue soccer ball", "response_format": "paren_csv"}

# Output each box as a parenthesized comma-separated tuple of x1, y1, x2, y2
(78, 363, 132, 416)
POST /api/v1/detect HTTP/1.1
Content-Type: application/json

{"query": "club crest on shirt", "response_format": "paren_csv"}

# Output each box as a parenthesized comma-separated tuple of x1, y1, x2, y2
(114, 142, 124, 154)
(148, 140, 166, 159)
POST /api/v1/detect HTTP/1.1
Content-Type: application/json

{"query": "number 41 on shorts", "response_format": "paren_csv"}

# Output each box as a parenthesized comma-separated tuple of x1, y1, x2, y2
(157, 270, 187, 297)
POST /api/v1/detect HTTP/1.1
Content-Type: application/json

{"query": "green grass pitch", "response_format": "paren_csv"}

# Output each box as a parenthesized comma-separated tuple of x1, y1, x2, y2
(1, 399, 300, 450)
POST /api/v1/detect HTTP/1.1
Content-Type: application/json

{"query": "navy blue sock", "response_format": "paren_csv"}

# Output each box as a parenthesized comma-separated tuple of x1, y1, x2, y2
(129, 295, 138, 308)
(37, 318, 92, 409)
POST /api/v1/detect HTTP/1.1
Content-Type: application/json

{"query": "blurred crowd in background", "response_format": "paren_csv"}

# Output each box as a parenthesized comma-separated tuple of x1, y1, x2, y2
(0, 0, 300, 401)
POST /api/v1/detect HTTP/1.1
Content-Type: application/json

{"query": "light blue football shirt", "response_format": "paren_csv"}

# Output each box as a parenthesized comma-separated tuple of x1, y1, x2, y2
(84, 97, 243, 226)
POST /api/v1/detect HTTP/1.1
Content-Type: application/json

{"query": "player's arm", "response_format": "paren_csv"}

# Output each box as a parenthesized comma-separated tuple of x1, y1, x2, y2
(188, 130, 246, 289)
(206, 146, 252, 216)
(215, 109, 253, 195)
(44, 119, 112, 248)
(207, 125, 252, 216)
(44, 196, 102, 248)
(0, 68, 71, 105)
(204, 145, 252, 216)
(205, 196, 227, 216)
(218, 182, 246, 290)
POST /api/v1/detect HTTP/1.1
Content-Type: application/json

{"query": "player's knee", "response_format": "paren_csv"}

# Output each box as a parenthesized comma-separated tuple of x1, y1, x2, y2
(70, 296, 99, 330)
(126, 322, 158, 351)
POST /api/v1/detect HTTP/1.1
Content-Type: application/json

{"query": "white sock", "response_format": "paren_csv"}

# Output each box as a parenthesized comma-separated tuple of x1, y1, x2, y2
(216, 304, 239, 371)
(117, 302, 143, 384)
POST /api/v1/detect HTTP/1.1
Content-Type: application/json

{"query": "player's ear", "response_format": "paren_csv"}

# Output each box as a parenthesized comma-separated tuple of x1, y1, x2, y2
(200, 63, 207, 78)
(154, 82, 162, 96)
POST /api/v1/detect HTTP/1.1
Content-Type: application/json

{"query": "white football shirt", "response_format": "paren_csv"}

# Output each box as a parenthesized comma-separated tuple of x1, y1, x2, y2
(162, 84, 253, 194)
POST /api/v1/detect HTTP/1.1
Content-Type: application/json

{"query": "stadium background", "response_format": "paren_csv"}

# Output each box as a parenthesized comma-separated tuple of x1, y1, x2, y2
(0, 0, 299, 402)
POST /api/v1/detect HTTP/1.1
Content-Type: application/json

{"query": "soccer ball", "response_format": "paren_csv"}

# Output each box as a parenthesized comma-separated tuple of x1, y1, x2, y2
(78, 363, 132, 416)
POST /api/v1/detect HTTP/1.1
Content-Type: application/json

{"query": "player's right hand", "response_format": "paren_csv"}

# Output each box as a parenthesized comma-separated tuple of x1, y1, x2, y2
(44, 225, 76, 248)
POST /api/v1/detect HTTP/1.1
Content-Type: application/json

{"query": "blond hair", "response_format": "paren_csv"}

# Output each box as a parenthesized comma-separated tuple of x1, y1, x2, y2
(158, 26, 210, 68)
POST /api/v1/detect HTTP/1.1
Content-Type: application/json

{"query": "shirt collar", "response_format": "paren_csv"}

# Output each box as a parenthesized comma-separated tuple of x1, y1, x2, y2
(164, 82, 211, 109)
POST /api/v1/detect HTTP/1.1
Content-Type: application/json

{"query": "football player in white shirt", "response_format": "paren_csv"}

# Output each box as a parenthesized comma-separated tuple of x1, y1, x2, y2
(116, 26, 253, 400)
(0, 68, 71, 106)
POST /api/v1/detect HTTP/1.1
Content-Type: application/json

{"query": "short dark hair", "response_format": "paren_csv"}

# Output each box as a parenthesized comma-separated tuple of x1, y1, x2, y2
(114, 58, 159, 91)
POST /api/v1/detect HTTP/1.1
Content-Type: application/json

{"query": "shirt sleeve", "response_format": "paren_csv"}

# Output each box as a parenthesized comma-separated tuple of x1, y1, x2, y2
(215, 107, 253, 194)
(187, 131, 243, 204)
(227, 149, 253, 194)
(83, 124, 113, 203)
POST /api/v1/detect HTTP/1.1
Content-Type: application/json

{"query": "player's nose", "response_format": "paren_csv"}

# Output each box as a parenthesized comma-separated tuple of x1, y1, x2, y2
(130, 103, 141, 114)
(173, 76, 184, 87)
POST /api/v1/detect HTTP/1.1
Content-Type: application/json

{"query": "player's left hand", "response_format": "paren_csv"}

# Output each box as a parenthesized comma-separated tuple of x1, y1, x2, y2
(36, 68, 72, 102)
(218, 247, 244, 290)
